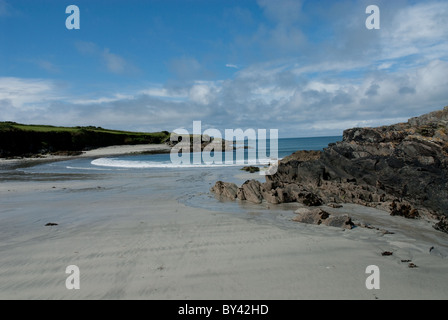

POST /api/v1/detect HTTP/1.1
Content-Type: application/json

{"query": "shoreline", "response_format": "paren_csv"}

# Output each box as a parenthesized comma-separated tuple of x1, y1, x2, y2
(1, 162, 447, 299)
(1, 140, 448, 299)
(0, 143, 172, 169)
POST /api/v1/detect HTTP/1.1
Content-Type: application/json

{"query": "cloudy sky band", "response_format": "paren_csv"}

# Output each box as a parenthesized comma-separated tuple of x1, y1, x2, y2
(0, 0, 447, 137)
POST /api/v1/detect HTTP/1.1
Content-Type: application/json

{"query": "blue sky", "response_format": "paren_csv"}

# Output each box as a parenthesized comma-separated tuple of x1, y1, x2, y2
(1, 0, 448, 137)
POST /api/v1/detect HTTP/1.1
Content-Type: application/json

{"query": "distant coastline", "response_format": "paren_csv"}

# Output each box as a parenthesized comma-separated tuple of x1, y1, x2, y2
(0, 143, 173, 170)
(0, 122, 171, 159)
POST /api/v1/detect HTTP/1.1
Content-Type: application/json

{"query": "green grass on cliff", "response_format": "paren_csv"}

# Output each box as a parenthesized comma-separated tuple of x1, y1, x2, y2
(0, 121, 170, 157)
(0, 122, 166, 135)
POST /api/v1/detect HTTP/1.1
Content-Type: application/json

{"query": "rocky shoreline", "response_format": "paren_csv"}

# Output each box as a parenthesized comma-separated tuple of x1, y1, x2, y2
(211, 106, 448, 233)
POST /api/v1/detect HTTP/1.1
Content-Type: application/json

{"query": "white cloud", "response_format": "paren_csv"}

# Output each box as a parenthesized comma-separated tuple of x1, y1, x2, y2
(189, 81, 220, 106)
(0, 77, 60, 109)
(3, 1, 448, 137)
(0, 77, 69, 124)
(380, 2, 448, 61)
(305, 81, 340, 94)
(378, 62, 393, 70)
(70, 93, 134, 105)
(139, 87, 188, 101)
(3, 56, 448, 137)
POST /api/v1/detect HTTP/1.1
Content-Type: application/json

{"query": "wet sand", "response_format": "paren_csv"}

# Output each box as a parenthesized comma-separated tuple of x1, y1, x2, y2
(0, 144, 171, 169)
(1, 147, 448, 300)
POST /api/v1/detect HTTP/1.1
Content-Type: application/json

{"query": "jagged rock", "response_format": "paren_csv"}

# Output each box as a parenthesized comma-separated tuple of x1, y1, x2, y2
(241, 166, 260, 173)
(281, 150, 322, 163)
(390, 200, 420, 219)
(294, 208, 313, 215)
(293, 208, 329, 225)
(276, 183, 302, 203)
(210, 106, 448, 233)
(326, 215, 354, 229)
(237, 180, 263, 204)
(261, 187, 280, 204)
(293, 208, 354, 229)
(302, 192, 323, 207)
(166, 135, 235, 152)
(210, 181, 239, 200)
(434, 217, 448, 233)
(328, 203, 343, 208)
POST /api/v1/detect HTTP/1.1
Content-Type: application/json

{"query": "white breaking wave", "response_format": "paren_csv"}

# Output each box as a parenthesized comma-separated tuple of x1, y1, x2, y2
(66, 166, 115, 171)
(91, 157, 278, 169)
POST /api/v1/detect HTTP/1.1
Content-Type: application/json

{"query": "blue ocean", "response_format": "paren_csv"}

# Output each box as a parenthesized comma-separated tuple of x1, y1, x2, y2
(20, 136, 341, 174)
(90, 136, 341, 170)
(14, 136, 342, 230)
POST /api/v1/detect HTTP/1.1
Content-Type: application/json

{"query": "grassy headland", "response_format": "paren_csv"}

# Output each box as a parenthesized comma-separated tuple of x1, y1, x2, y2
(0, 122, 170, 158)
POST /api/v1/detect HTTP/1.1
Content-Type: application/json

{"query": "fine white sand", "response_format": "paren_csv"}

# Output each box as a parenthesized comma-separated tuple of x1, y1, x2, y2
(1, 148, 448, 300)
(81, 144, 171, 157)
(0, 144, 171, 167)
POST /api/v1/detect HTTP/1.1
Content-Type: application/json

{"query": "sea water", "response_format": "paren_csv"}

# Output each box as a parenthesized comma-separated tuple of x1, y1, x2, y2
(19, 136, 340, 174)
(6, 135, 448, 253)
(15, 136, 341, 224)
(91, 136, 341, 170)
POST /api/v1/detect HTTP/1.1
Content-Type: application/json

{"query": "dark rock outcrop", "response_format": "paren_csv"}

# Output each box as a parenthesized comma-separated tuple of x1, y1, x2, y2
(241, 166, 260, 173)
(293, 208, 354, 229)
(211, 106, 448, 233)
(390, 200, 419, 219)
(210, 181, 239, 200)
(434, 217, 448, 233)
(237, 180, 264, 204)
(166, 134, 235, 152)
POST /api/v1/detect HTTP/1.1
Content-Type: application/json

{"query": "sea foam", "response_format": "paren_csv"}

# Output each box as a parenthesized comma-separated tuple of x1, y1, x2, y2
(91, 157, 276, 169)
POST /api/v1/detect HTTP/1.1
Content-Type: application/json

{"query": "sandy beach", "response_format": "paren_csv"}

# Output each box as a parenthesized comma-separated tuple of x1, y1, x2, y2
(0, 144, 172, 168)
(3, 0, 448, 304)
(1, 144, 448, 300)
